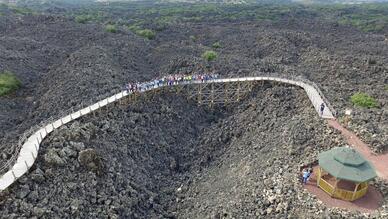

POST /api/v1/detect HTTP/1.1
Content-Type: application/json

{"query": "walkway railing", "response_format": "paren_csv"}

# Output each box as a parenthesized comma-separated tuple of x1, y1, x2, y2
(0, 74, 335, 192)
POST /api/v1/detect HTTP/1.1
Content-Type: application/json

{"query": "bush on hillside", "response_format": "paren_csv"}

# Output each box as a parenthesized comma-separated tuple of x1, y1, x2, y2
(350, 92, 379, 108)
(136, 29, 156, 40)
(202, 50, 217, 61)
(189, 35, 197, 41)
(128, 25, 156, 40)
(75, 14, 93, 24)
(105, 24, 117, 33)
(0, 71, 21, 96)
(212, 42, 221, 49)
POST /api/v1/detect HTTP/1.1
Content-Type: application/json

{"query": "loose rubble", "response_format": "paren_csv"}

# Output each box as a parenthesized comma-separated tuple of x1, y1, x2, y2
(1, 86, 387, 218)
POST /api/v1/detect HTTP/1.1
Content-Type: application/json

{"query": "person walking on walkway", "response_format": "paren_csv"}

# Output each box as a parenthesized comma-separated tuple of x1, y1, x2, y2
(320, 103, 325, 117)
(302, 168, 309, 184)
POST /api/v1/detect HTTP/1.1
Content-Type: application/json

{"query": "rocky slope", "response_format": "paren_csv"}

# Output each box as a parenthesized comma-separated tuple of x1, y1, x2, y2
(0, 7, 387, 218)
(1, 9, 387, 172)
(1, 84, 387, 218)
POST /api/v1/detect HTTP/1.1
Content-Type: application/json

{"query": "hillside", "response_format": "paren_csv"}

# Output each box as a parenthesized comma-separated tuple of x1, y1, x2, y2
(0, 2, 387, 218)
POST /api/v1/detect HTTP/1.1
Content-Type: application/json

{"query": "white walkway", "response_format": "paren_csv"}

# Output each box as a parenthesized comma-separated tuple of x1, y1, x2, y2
(0, 76, 334, 191)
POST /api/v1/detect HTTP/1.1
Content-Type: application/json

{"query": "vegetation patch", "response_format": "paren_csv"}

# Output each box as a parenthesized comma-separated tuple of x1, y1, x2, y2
(350, 92, 379, 108)
(190, 35, 197, 42)
(62, 3, 388, 34)
(105, 24, 117, 33)
(202, 50, 218, 61)
(136, 29, 156, 40)
(0, 71, 21, 96)
(212, 42, 221, 49)
(75, 14, 93, 23)
(128, 25, 156, 40)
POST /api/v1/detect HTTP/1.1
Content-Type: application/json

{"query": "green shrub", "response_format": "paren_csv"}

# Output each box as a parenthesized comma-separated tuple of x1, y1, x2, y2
(212, 42, 221, 49)
(136, 29, 156, 40)
(128, 24, 141, 32)
(202, 50, 218, 61)
(385, 85, 388, 91)
(350, 92, 379, 108)
(128, 25, 156, 40)
(105, 24, 117, 33)
(0, 71, 21, 96)
(190, 35, 197, 41)
(75, 15, 92, 24)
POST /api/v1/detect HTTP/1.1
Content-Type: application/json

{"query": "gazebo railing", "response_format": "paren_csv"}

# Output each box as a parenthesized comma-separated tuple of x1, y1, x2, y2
(318, 178, 335, 195)
(317, 168, 335, 194)
(334, 188, 354, 201)
(352, 183, 368, 200)
(317, 168, 369, 201)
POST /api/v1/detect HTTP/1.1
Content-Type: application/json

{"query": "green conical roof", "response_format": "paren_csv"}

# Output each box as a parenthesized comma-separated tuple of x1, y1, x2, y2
(318, 147, 377, 183)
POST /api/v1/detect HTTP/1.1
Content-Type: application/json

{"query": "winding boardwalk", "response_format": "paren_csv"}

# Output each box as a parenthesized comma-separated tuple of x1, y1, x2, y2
(0, 76, 383, 192)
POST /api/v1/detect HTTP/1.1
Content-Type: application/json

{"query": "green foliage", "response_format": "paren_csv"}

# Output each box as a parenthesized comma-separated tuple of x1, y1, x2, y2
(0, 71, 21, 96)
(311, 3, 388, 32)
(385, 85, 388, 91)
(75, 14, 93, 23)
(55, 2, 388, 34)
(190, 35, 197, 42)
(128, 25, 155, 40)
(10, 6, 32, 15)
(212, 42, 221, 49)
(0, 3, 33, 15)
(42, 2, 388, 34)
(128, 24, 141, 32)
(202, 51, 218, 62)
(105, 24, 117, 33)
(350, 92, 379, 108)
(135, 29, 156, 40)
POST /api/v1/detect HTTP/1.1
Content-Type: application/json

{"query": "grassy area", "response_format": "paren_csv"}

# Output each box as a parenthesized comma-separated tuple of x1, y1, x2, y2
(350, 92, 379, 108)
(68, 2, 388, 33)
(311, 3, 388, 32)
(0, 3, 34, 16)
(105, 24, 117, 33)
(0, 71, 21, 96)
(202, 50, 217, 61)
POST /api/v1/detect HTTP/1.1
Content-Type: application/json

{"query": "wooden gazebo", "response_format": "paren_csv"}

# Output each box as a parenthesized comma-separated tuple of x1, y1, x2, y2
(317, 147, 377, 201)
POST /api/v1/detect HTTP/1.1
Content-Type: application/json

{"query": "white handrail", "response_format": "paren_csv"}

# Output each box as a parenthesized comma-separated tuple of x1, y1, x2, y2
(0, 76, 334, 191)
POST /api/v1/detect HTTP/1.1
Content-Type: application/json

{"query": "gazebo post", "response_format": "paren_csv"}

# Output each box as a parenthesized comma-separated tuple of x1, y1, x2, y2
(317, 167, 321, 186)
(351, 183, 360, 201)
(331, 178, 338, 197)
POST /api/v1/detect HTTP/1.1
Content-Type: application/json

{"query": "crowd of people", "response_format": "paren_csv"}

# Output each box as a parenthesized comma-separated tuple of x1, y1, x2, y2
(124, 73, 220, 93)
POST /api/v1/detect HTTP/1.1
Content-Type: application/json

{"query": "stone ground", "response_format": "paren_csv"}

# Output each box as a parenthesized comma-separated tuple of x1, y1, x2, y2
(0, 3, 388, 218)
(2, 85, 386, 218)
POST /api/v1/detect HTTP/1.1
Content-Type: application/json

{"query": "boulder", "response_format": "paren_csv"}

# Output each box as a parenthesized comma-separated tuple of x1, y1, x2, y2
(44, 149, 65, 166)
(78, 148, 103, 174)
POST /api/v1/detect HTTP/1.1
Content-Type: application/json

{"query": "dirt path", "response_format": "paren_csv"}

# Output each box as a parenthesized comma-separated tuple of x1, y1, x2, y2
(327, 119, 388, 181)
